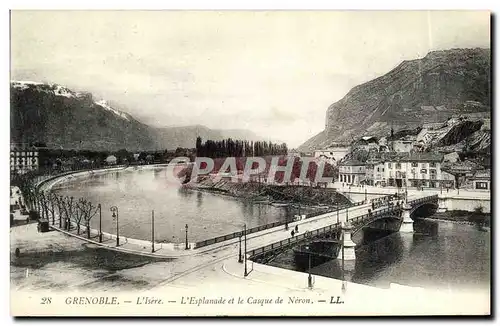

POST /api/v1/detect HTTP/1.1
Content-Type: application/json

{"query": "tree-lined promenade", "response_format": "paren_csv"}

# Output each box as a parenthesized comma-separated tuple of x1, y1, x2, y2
(12, 168, 107, 240)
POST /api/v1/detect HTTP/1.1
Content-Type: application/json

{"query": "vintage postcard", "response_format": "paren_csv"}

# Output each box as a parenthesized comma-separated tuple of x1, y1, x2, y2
(9, 10, 491, 316)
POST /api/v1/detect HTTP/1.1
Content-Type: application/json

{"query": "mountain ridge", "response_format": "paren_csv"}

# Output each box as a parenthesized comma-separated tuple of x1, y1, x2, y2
(299, 47, 490, 151)
(10, 81, 268, 151)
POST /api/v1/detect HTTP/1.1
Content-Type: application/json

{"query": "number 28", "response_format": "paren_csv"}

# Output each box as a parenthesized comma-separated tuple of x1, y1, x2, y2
(41, 297, 52, 304)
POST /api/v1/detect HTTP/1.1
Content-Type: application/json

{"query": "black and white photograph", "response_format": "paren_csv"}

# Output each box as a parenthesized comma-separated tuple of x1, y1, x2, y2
(8, 10, 491, 316)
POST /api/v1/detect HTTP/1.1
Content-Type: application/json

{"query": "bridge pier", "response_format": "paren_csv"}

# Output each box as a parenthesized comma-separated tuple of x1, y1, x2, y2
(437, 197, 448, 213)
(399, 204, 414, 233)
(337, 221, 356, 260)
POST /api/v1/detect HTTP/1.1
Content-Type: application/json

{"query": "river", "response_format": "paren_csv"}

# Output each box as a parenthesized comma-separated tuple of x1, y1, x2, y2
(51, 167, 296, 243)
(268, 219, 490, 290)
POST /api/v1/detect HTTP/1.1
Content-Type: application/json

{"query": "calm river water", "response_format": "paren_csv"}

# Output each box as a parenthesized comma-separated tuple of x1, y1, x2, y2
(269, 219, 490, 290)
(51, 167, 293, 243)
(52, 167, 490, 290)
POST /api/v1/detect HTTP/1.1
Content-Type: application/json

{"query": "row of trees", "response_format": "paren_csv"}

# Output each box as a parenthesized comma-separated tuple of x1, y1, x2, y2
(37, 147, 197, 170)
(16, 172, 101, 239)
(196, 137, 288, 158)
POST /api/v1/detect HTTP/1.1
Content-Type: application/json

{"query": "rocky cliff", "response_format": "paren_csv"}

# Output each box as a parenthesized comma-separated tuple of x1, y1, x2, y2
(299, 48, 490, 151)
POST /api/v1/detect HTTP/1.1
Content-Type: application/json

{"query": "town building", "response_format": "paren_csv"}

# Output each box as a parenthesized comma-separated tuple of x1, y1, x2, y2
(338, 160, 366, 185)
(416, 128, 433, 145)
(313, 146, 350, 166)
(481, 119, 491, 131)
(364, 161, 385, 186)
(392, 153, 444, 188)
(355, 136, 379, 152)
(440, 170, 456, 189)
(443, 152, 460, 163)
(471, 169, 490, 191)
(390, 135, 416, 153)
(422, 122, 446, 130)
(363, 152, 446, 188)
(105, 155, 117, 165)
(10, 143, 40, 175)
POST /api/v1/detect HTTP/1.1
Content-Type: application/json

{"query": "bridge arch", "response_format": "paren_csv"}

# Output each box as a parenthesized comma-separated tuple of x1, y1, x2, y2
(409, 202, 439, 219)
(351, 212, 403, 244)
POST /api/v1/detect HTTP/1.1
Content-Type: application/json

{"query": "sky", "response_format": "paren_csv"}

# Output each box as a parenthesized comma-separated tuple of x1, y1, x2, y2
(10, 11, 490, 148)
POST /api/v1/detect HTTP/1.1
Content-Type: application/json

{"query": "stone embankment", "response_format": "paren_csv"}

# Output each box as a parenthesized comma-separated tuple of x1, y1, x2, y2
(427, 210, 490, 227)
(185, 177, 352, 208)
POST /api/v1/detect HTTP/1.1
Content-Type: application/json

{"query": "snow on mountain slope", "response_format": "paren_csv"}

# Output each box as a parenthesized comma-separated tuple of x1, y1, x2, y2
(94, 99, 130, 121)
(11, 80, 80, 98)
(11, 80, 131, 121)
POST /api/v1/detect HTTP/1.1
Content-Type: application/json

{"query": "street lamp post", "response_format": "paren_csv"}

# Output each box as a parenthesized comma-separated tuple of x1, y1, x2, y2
(244, 223, 248, 277)
(110, 206, 119, 246)
(98, 204, 102, 243)
(346, 206, 349, 222)
(238, 234, 243, 263)
(336, 206, 339, 224)
(341, 227, 346, 293)
(307, 246, 313, 288)
(151, 210, 155, 253)
(364, 188, 367, 203)
(185, 224, 189, 250)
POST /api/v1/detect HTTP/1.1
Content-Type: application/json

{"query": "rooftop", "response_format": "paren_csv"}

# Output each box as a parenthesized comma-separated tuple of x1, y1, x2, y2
(473, 169, 490, 179)
(339, 160, 366, 166)
(368, 152, 444, 163)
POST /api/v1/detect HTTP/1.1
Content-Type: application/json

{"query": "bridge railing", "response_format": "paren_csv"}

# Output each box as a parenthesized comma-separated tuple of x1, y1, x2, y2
(407, 194, 438, 206)
(304, 194, 397, 220)
(248, 222, 342, 259)
(349, 206, 403, 227)
(194, 216, 306, 249)
(195, 194, 402, 249)
(196, 198, 367, 249)
(248, 196, 408, 259)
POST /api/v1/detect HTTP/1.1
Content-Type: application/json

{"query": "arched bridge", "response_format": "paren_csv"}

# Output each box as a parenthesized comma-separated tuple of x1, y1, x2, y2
(405, 195, 439, 219)
(248, 194, 439, 263)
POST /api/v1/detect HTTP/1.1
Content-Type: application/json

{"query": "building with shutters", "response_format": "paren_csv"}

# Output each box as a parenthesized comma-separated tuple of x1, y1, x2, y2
(364, 152, 445, 188)
(338, 160, 366, 185)
(10, 143, 40, 175)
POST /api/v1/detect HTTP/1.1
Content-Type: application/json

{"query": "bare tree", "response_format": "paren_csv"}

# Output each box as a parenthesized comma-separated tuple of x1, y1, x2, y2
(53, 195, 65, 227)
(77, 200, 99, 239)
(61, 196, 74, 231)
(73, 198, 87, 235)
(40, 191, 51, 221)
(46, 192, 58, 224)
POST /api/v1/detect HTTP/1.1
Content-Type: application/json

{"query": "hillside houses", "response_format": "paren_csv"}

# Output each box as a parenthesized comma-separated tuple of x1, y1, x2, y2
(315, 113, 490, 191)
(391, 135, 416, 152)
(313, 146, 350, 166)
(355, 136, 379, 152)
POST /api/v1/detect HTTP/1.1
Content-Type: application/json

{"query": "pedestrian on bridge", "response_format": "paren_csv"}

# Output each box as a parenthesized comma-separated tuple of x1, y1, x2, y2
(291, 230, 295, 237)
(295, 225, 299, 233)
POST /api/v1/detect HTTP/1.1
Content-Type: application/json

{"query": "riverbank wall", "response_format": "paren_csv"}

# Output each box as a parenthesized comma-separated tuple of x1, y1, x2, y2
(187, 177, 352, 208)
(34, 164, 195, 249)
(332, 184, 490, 213)
(427, 210, 491, 227)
